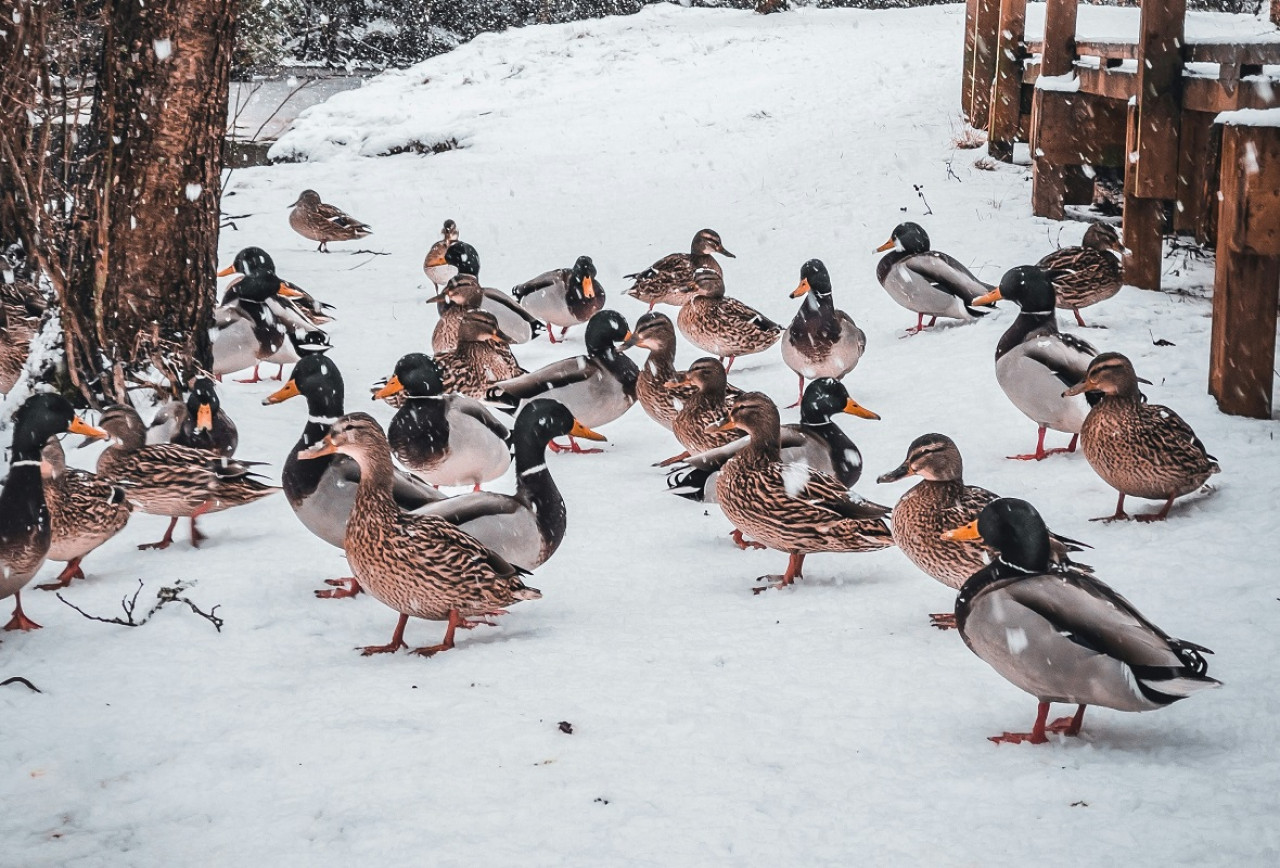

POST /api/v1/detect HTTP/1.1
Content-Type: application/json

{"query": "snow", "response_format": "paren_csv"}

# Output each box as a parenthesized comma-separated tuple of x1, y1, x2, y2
(1023, 3, 1279, 44)
(4, 4, 1280, 865)
(1216, 107, 1280, 127)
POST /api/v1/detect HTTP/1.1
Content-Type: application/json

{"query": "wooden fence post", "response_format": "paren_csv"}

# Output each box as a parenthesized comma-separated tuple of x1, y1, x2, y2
(963, 0, 1001, 129)
(987, 0, 1027, 161)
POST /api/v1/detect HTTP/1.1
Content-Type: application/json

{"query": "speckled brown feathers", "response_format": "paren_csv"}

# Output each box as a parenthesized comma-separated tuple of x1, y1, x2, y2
(1038, 223, 1124, 323)
(434, 310, 526, 399)
(670, 358, 743, 455)
(677, 270, 781, 360)
(40, 437, 131, 581)
(288, 189, 372, 252)
(625, 228, 735, 309)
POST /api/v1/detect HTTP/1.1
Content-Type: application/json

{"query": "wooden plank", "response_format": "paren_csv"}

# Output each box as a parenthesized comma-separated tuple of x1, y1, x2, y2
(1174, 111, 1213, 237)
(1123, 101, 1166, 290)
(1273, 0, 1279, 28)
(987, 0, 1028, 161)
(963, 0, 1002, 129)
(1033, 91, 1127, 164)
(1039, 0, 1078, 78)
(1128, 0, 1185, 201)
(1225, 126, 1280, 256)
(1209, 126, 1280, 419)
(1075, 66, 1138, 102)
(1184, 76, 1280, 115)
(1185, 41, 1280, 65)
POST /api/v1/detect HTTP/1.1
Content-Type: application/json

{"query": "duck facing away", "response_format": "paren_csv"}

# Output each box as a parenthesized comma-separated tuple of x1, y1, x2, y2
(782, 259, 866, 407)
(625, 228, 735, 310)
(677, 269, 781, 372)
(710, 392, 893, 593)
(147, 377, 239, 457)
(288, 189, 372, 252)
(38, 436, 132, 590)
(300, 413, 541, 657)
(1063, 352, 1220, 522)
(1, 394, 105, 630)
(1038, 222, 1124, 327)
(974, 265, 1096, 460)
(874, 222, 992, 334)
(877, 433, 1090, 628)
(942, 498, 1220, 744)
(423, 219, 460, 290)
(512, 255, 606, 343)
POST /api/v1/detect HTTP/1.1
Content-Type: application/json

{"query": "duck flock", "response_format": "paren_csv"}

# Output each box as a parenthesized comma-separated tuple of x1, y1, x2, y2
(0, 189, 1224, 746)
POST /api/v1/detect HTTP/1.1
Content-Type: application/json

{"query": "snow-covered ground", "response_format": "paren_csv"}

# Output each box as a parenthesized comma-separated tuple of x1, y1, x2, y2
(5, 4, 1280, 865)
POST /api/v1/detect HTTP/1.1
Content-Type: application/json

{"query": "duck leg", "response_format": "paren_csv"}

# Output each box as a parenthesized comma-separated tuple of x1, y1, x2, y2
(1135, 495, 1177, 523)
(655, 450, 691, 468)
(138, 516, 180, 550)
(410, 609, 464, 657)
(188, 502, 213, 548)
(1046, 704, 1087, 736)
(752, 552, 805, 594)
(1091, 491, 1131, 523)
(730, 530, 766, 550)
(721, 356, 737, 373)
(559, 327, 569, 341)
(989, 701, 1054, 745)
(928, 612, 957, 630)
(235, 364, 264, 384)
(318, 241, 328, 253)
(273, 364, 286, 380)
(785, 374, 805, 409)
(360, 612, 409, 655)
(546, 323, 559, 344)
(37, 557, 86, 591)
(903, 313, 936, 335)
(1072, 308, 1088, 327)
(1008, 426, 1075, 461)
(3, 592, 41, 631)
(316, 577, 362, 599)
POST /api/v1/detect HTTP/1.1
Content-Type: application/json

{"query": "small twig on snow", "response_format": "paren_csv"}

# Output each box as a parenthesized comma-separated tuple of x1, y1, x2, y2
(57, 579, 224, 632)
(913, 183, 934, 216)
(1, 676, 42, 693)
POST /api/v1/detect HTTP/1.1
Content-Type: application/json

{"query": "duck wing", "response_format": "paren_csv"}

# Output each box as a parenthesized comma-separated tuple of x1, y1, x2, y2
(625, 253, 687, 281)
(482, 288, 545, 336)
(510, 269, 567, 301)
(905, 252, 994, 306)
(490, 356, 596, 401)
(316, 203, 370, 232)
(1023, 331, 1096, 389)
(778, 463, 891, 520)
(419, 491, 522, 525)
(448, 394, 512, 442)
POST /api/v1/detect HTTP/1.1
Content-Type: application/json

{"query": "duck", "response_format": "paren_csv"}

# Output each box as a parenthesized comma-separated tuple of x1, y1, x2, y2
(667, 378, 879, 508)
(511, 255, 606, 343)
(661, 357, 744, 466)
(95, 404, 278, 550)
(37, 435, 132, 590)
(423, 219, 460, 290)
(258, 325, 333, 383)
(619, 311, 684, 431)
(1037, 222, 1124, 327)
(298, 413, 541, 657)
(677, 269, 781, 372)
(874, 222, 993, 334)
(436, 241, 540, 344)
(431, 310, 527, 400)
(1063, 352, 1220, 522)
(973, 265, 1096, 460)
(1, 264, 47, 394)
(288, 189, 372, 252)
(488, 309, 638, 449)
(708, 391, 893, 593)
(420, 399, 605, 568)
(210, 267, 292, 380)
(625, 228, 735, 310)
(264, 353, 445, 598)
(782, 258, 866, 407)
(876, 433, 1090, 628)
(217, 246, 335, 329)
(1, 393, 105, 630)
(941, 498, 1220, 744)
(429, 274, 543, 353)
(373, 353, 512, 489)
(147, 377, 239, 457)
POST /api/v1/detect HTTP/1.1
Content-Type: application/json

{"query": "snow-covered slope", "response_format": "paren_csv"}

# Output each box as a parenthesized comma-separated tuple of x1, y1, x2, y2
(5, 5, 1279, 865)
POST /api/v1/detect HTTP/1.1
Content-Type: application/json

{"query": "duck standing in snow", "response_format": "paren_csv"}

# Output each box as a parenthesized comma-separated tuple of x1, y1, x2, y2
(1, 394, 106, 630)
(1063, 352, 1220, 522)
(621, 311, 744, 432)
(288, 189, 372, 252)
(662, 357, 744, 465)
(677, 269, 781, 372)
(511, 255, 606, 343)
(431, 310, 527, 400)
(147, 377, 239, 457)
(37, 436, 132, 590)
(218, 246, 335, 329)
(423, 219, 460, 290)
(436, 241, 541, 344)
(942, 498, 1220, 744)
(211, 267, 292, 381)
(299, 413, 541, 657)
(430, 274, 543, 353)
(782, 258, 865, 407)
(1037, 222, 1124, 327)
(974, 265, 1095, 460)
(874, 222, 993, 334)
(625, 228, 735, 310)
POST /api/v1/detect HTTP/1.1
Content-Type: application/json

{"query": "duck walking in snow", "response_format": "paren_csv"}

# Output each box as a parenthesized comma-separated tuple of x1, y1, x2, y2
(782, 258, 866, 407)
(511, 255, 606, 343)
(288, 189, 372, 252)
(1063, 352, 1220, 522)
(677, 269, 781, 372)
(1037, 222, 1125, 327)
(942, 498, 1220, 744)
(37, 436, 132, 591)
(625, 228, 735, 310)
(874, 222, 993, 334)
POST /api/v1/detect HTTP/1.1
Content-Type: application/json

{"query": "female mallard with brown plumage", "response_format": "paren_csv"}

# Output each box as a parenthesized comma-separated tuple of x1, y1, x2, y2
(621, 311, 743, 432)
(96, 405, 278, 550)
(423, 219, 460, 290)
(512, 255, 606, 343)
(782, 259, 865, 407)
(625, 228, 735, 310)
(37, 436, 132, 590)
(1, 266, 47, 394)
(300, 413, 541, 657)
(876, 433, 1089, 628)
(1037, 222, 1124, 327)
(429, 274, 543, 353)
(661, 357, 743, 466)
(431, 309, 527, 400)
(288, 189, 372, 252)
(709, 392, 893, 593)
(677, 270, 781, 372)
(1063, 352, 1220, 522)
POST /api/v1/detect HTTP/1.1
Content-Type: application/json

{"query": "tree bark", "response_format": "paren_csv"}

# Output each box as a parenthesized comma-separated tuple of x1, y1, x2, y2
(0, 1, 49, 255)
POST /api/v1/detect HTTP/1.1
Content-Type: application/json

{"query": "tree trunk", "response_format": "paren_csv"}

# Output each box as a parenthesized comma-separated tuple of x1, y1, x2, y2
(0, 1, 49, 255)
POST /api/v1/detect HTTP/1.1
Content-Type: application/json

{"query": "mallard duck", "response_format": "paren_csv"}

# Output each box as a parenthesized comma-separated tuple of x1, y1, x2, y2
(625, 228, 735, 310)
(942, 498, 1220, 744)
(973, 266, 1096, 460)
(1, 394, 104, 630)
(662, 357, 743, 465)
(218, 246, 335, 328)
(211, 268, 292, 380)
(423, 219, 460, 290)
(433, 243, 541, 344)
(421, 399, 605, 568)
(288, 189, 371, 252)
(299, 413, 541, 656)
(1038, 222, 1124, 327)
(37, 436, 132, 590)
(874, 222, 993, 334)
(429, 274, 543, 353)
(677, 269, 781, 371)
(430, 310, 526, 400)
(1063, 352, 1220, 522)
(1, 269, 46, 394)
(782, 258, 866, 406)
(512, 255, 606, 343)
(621, 311, 744, 432)
(373, 353, 512, 489)
(709, 391, 893, 592)
(96, 405, 278, 550)
(667, 378, 878, 507)
(259, 325, 332, 383)
(265, 353, 444, 598)
(877, 433, 1090, 628)
(488, 310, 638, 448)
(147, 377, 239, 456)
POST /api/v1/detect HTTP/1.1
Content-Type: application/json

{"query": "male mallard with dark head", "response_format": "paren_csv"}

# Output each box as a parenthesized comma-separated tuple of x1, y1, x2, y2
(782, 258, 866, 407)
(625, 228, 735, 310)
(423, 219, 460, 290)
(211, 265, 293, 380)
(942, 498, 1219, 744)
(37, 436, 132, 590)
(288, 189, 372, 252)
(147, 377, 239, 457)
(874, 222, 993, 334)
(1038, 222, 1124, 327)
(677, 269, 781, 372)
(218, 246, 334, 328)
(512, 255, 606, 343)
(1063, 352, 1220, 522)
